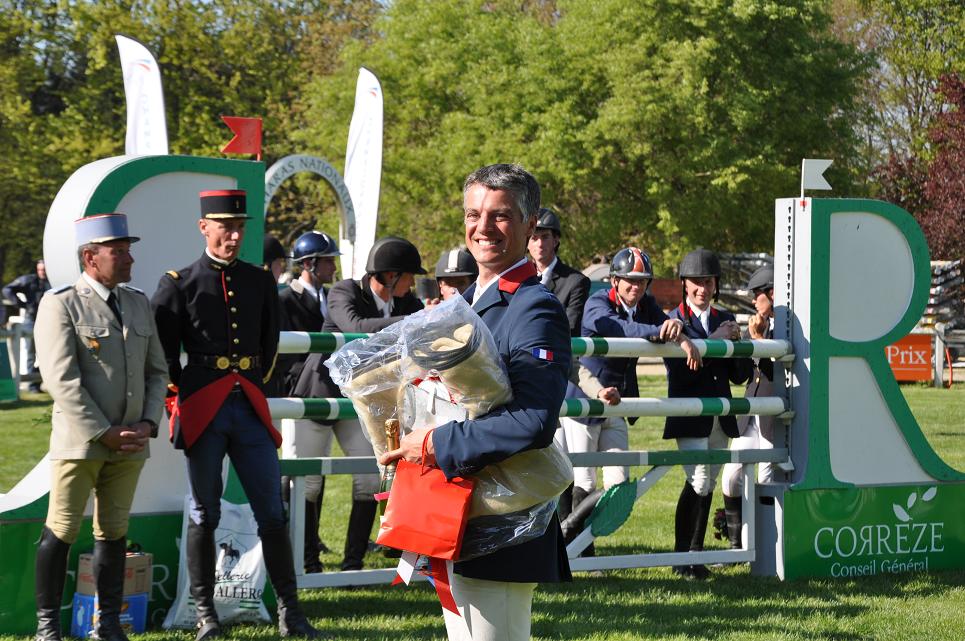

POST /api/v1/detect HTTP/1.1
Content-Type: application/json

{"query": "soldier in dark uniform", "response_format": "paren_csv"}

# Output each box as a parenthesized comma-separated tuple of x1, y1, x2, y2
(292, 235, 425, 571)
(278, 230, 341, 573)
(151, 190, 325, 640)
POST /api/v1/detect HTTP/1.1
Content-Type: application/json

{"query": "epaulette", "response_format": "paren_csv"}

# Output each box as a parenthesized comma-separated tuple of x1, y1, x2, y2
(51, 284, 72, 295)
(119, 283, 145, 295)
(166, 270, 181, 280)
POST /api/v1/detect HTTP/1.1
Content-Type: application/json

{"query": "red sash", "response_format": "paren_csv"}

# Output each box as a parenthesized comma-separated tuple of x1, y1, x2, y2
(176, 373, 280, 449)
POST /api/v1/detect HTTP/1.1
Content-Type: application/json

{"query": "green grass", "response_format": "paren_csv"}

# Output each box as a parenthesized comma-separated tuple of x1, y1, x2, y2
(2, 379, 964, 640)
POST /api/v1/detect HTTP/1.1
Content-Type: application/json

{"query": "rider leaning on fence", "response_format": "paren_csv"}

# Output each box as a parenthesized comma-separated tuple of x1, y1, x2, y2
(720, 264, 778, 549)
(664, 248, 752, 580)
(571, 247, 702, 552)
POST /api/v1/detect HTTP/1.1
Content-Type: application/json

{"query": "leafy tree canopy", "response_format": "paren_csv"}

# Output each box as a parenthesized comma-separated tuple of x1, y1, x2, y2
(300, 0, 867, 273)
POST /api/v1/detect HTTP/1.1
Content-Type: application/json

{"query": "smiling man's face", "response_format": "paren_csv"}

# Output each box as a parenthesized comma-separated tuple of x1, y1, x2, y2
(464, 184, 536, 280)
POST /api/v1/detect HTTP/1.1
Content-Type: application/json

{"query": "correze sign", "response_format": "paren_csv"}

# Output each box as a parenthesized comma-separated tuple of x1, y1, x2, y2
(775, 197, 965, 580)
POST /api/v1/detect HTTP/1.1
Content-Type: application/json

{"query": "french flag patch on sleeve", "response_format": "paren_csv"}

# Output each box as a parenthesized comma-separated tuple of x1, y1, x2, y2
(532, 348, 554, 361)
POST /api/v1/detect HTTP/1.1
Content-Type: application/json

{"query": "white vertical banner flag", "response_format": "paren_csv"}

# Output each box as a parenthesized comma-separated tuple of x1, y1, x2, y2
(342, 67, 383, 279)
(115, 35, 168, 155)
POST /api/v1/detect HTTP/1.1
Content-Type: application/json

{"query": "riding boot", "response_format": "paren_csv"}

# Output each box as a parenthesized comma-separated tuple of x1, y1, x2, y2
(186, 522, 221, 641)
(563, 487, 602, 557)
(340, 499, 375, 571)
(686, 491, 713, 580)
(260, 527, 327, 638)
(672, 482, 702, 579)
(35, 527, 70, 641)
(90, 537, 129, 641)
(316, 478, 330, 554)
(724, 494, 743, 550)
(557, 483, 573, 522)
(690, 492, 713, 552)
(303, 499, 323, 573)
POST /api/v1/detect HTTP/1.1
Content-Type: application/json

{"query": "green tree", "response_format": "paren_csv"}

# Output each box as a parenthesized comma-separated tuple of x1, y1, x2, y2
(299, 0, 867, 272)
(0, 0, 380, 281)
(832, 0, 965, 171)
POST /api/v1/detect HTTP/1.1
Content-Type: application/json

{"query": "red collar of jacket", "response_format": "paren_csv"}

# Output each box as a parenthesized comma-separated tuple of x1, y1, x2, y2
(678, 302, 719, 318)
(497, 261, 537, 294)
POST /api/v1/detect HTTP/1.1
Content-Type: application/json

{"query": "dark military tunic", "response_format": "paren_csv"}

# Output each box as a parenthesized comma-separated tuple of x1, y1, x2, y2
(151, 252, 280, 449)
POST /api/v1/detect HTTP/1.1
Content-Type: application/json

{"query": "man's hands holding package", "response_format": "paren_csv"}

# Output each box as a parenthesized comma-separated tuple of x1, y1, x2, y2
(380, 427, 436, 468)
(99, 421, 152, 453)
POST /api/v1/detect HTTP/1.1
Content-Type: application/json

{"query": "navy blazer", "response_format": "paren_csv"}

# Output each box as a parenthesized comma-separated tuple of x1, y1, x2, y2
(663, 302, 752, 440)
(432, 261, 573, 583)
(580, 287, 669, 408)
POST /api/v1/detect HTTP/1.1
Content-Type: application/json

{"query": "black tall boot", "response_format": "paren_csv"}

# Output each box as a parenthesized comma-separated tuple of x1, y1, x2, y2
(316, 478, 330, 554)
(690, 492, 713, 552)
(341, 499, 375, 571)
(90, 537, 129, 641)
(186, 522, 221, 641)
(303, 498, 323, 573)
(557, 483, 574, 522)
(672, 482, 704, 580)
(562, 487, 602, 557)
(686, 492, 714, 580)
(35, 527, 70, 641)
(723, 495, 743, 549)
(260, 527, 326, 638)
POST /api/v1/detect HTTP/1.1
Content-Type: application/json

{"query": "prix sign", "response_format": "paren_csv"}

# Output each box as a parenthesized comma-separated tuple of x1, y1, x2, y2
(886, 333, 933, 382)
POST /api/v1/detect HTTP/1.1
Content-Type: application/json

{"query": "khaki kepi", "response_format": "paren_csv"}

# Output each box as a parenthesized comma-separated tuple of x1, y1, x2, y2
(199, 189, 251, 219)
(74, 213, 141, 247)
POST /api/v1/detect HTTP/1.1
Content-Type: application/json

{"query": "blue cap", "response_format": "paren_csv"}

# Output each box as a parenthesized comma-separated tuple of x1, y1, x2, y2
(74, 213, 140, 247)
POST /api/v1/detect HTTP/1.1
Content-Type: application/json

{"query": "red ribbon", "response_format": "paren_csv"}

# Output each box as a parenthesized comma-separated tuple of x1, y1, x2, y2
(428, 557, 459, 615)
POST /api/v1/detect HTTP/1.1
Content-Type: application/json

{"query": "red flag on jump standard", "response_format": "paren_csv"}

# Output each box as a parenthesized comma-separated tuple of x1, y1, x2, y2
(220, 116, 263, 160)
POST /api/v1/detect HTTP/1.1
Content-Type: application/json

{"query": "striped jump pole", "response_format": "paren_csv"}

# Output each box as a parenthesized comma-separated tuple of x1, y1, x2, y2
(267, 395, 788, 421)
(277, 331, 794, 361)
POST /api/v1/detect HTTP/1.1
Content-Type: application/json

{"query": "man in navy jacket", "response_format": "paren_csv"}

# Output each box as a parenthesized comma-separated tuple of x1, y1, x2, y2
(381, 164, 571, 641)
(664, 248, 752, 580)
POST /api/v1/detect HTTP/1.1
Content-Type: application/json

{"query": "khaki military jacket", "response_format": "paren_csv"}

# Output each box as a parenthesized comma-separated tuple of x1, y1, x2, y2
(35, 277, 168, 460)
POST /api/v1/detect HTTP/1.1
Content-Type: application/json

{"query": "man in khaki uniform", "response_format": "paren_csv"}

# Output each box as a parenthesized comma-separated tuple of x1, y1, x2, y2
(33, 213, 167, 641)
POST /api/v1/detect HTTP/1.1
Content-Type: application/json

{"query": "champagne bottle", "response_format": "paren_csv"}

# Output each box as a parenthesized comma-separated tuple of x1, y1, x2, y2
(379, 418, 400, 516)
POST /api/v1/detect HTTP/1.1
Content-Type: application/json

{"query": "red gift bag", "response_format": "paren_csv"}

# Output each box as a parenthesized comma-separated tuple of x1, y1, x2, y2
(376, 457, 475, 561)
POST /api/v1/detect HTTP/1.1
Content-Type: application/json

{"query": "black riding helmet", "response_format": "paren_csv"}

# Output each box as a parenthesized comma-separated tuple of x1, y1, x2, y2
(535, 208, 562, 235)
(746, 265, 774, 293)
(678, 248, 721, 302)
(365, 236, 427, 275)
(435, 248, 478, 279)
(263, 234, 286, 266)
